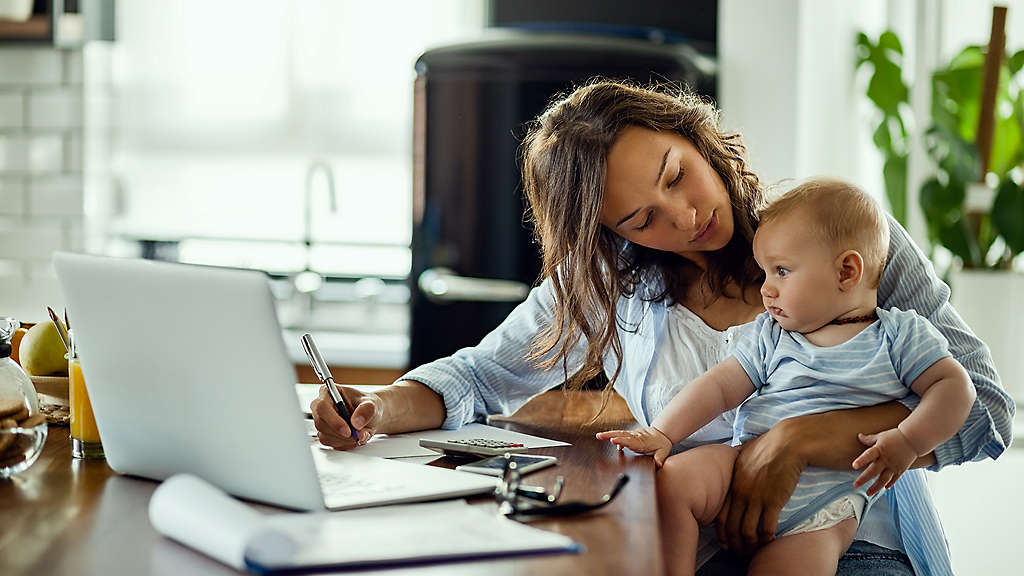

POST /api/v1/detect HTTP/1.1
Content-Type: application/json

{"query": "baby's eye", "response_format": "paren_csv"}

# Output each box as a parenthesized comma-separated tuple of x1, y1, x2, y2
(776, 267, 789, 277)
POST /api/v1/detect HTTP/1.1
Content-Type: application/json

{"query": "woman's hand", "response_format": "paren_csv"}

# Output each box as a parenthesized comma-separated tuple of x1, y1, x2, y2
(716, 420, 806, 554)
(596, 426, 673, 467)
(851, 428, 918, 496)
(310, 385, 383, 449)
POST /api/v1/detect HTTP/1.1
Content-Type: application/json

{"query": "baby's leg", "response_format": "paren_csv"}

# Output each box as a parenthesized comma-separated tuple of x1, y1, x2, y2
(656, 444, 738, 576)
(747, 517, 858, 576)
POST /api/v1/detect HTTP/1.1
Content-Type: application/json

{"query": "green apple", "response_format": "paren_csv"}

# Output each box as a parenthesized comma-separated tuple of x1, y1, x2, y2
(19, 321, 69, 376)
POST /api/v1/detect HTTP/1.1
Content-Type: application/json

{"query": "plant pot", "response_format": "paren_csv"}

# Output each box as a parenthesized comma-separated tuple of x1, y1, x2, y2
(949, 269, 1024, 405)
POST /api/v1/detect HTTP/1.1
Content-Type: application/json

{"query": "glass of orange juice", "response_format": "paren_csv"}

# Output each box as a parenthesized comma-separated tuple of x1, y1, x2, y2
(68, 329, 103, 459)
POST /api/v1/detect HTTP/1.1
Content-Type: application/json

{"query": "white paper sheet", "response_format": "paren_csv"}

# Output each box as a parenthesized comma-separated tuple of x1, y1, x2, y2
(149, 474, 265, 570)
(149, 474, 579, 573)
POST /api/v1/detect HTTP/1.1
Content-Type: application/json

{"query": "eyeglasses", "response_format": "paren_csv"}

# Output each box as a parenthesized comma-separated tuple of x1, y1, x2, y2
(494, 454, 630, 518)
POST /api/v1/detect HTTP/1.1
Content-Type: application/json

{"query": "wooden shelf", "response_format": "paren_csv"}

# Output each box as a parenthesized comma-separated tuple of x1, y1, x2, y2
(0, 15, 51, 42)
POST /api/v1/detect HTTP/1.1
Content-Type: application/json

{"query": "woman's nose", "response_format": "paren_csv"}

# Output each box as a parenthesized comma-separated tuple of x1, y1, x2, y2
(672, 205, 697, 231)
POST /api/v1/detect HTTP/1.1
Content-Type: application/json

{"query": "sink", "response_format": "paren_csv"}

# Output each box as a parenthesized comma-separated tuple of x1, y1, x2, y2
(270, 276, 410, 370)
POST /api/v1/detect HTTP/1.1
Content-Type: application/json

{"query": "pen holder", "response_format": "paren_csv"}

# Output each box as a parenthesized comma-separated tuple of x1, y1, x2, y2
(68, 330, 103, 460)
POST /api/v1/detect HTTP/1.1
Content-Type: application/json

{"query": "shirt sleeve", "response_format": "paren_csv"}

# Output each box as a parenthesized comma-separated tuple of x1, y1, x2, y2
(730, 312, 777, 392)
(882, 308, 953, 386)
(878, 216, 1014, 470)
(398, 277, 587, 429)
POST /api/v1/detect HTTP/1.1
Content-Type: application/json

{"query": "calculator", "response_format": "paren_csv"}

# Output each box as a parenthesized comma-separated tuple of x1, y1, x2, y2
(419, 438, 529, 458)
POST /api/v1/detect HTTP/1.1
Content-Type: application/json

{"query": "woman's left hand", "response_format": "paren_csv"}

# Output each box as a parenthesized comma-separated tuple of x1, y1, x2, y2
(716, 419, 806, 554)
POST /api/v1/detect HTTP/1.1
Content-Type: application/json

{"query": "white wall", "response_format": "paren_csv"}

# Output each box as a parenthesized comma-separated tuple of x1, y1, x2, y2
(719, 0, 888, 200)
(0, 47, 89, 323)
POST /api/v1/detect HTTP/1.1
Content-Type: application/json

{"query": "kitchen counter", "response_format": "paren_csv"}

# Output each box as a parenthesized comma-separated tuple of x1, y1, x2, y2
(281, 328, 408, 370)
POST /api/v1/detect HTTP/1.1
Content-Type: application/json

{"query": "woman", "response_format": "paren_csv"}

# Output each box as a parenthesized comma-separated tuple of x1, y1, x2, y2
(312, 80, 1013, 575)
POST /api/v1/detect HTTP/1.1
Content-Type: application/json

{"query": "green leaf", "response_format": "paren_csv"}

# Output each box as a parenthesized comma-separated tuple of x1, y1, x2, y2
(873, 122, 893, 153)
(866, 59, 908, 115)
(992, 179, 1024, 255)
(938, 217, 981, 267)
(1009, 49, 1024, 75)
(989, 107, 1022, 175)
(920, 177, 964, 224)
(948, 45, 985, 70)
(878, 30, 903, 56)
(883, 155, 908, 225)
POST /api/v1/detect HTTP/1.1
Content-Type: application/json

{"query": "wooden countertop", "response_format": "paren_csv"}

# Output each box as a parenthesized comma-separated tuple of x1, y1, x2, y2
(0, 390, 660, 575)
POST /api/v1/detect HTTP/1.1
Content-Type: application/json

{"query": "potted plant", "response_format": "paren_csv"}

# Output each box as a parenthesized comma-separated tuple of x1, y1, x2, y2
(859, 18, 1024, 403)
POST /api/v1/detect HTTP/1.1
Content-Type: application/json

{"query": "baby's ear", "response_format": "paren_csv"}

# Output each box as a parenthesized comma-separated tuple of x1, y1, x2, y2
(836, 250, 864, 290)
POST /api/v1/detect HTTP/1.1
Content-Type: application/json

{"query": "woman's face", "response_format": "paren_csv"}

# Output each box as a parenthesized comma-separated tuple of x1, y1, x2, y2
(600, 126, 735, 266)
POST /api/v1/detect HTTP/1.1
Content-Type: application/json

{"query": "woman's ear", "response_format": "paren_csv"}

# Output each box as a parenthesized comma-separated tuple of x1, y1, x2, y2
(836, 250, 864, 291)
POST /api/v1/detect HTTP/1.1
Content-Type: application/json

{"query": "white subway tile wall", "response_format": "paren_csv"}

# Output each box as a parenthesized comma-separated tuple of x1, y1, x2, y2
(0, 47, 91, 323)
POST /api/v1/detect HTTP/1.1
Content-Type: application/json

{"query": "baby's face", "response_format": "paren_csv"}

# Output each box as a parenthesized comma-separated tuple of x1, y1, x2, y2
(753, 213, 841, 333)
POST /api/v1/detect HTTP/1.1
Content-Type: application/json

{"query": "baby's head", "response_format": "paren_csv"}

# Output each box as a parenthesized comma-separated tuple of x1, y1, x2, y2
(753, 178, 890, 332)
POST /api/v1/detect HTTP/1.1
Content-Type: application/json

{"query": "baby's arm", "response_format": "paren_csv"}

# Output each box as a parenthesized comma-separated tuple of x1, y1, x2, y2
(852, 356, 976, 494)
(597, 356, 755, 466)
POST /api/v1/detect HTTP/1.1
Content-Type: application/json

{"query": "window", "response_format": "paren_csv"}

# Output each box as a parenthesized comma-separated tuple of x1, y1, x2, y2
(107, 0, 486, 278)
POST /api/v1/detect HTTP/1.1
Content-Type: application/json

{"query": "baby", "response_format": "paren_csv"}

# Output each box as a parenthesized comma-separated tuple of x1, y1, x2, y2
(598, 178, 976, 575)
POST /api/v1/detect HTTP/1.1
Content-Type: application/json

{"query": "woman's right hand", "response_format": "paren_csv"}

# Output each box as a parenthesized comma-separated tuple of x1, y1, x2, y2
(310, 385, 383, 449)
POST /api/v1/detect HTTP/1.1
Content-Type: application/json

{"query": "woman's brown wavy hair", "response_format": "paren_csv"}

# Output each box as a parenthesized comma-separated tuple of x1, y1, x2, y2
(520, 79, 765, 407)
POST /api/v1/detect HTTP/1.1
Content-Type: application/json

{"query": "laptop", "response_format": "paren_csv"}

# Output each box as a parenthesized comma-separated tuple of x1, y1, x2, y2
(53, 252, 497, 511)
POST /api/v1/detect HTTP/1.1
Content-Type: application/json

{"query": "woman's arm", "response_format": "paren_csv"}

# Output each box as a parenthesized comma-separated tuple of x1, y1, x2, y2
(715, 402, 933, 553)
(879, 215, 1014, 468)
(312, 277, 583, 448)
(398, 277, 587, 430)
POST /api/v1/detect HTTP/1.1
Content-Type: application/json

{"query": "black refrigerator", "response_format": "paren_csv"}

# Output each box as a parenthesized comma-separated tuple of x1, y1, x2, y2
(410, 31, 715, 367)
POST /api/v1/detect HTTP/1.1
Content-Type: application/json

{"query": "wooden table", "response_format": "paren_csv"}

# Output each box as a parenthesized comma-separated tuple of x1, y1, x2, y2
(0, 391, 661, 575)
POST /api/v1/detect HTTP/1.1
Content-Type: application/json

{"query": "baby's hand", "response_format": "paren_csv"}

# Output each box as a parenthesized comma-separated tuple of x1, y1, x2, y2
(851, 428, 918, 496)
(595, 426, 673, 467)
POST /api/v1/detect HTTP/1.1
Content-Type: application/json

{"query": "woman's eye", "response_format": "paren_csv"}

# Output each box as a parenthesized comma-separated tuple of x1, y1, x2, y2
(635, 211, 653, 231)
(668, 168, 683, 188)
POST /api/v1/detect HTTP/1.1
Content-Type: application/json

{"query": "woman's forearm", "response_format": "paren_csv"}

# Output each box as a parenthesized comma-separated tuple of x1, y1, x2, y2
(374, 380, 446, 435)
(786, 402, 936, 470)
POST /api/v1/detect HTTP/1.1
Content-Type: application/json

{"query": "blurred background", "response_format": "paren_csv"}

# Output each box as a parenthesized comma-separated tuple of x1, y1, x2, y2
(0, 2, 1022, 572)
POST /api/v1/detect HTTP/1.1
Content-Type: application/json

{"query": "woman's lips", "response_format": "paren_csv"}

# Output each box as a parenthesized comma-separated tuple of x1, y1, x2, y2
(691, 211, 716, 242)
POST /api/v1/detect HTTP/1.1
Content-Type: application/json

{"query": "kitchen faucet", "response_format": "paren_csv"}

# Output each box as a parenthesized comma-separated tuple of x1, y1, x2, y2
(293, 160, 338, 311)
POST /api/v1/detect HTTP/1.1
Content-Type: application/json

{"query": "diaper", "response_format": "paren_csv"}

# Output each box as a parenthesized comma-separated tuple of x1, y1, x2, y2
(780, 495, 866, 537)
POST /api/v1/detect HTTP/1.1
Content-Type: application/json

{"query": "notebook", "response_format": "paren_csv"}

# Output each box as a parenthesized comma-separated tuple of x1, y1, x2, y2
(150, 474, 580, 573)
(53, 252, 497, 511)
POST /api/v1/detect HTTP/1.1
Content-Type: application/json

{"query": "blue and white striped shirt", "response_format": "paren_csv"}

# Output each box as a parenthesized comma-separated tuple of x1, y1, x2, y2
(731, 307, 954, 534)
(401, 216, 1014, 575)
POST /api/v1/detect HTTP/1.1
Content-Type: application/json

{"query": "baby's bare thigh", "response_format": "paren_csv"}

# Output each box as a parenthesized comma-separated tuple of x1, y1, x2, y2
(658, 444, 739, 525)
(748, 517, 859, 576)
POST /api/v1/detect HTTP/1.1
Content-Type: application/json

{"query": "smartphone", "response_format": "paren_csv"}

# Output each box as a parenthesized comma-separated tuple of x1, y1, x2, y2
(455, 454, 558, 477)
(419, 438, 529, 458)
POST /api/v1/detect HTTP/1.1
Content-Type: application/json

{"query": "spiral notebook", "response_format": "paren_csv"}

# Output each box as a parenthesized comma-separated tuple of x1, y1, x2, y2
(150, 474, 581, 573)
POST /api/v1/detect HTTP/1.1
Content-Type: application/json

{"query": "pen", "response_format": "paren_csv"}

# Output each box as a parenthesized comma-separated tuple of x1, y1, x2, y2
(300, 333, 359, 442)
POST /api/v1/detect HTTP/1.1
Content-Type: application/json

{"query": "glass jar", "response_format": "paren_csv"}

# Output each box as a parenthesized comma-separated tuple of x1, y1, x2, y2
(0, 317, 48, 478)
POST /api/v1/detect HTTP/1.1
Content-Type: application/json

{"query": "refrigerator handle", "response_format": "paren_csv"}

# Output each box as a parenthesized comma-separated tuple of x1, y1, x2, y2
(418, 268, 530, 303)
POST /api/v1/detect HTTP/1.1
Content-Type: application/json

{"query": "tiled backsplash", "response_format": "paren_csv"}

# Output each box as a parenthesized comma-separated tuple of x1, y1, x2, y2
(0, 47, 86, 323)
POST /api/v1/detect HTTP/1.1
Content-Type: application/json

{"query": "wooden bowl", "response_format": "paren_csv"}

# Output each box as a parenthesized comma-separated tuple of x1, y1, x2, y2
(30, 375, 69, 401)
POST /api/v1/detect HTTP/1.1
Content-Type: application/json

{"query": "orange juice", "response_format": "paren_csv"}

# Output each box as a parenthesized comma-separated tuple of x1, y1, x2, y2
(69, 358, 101, 444)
